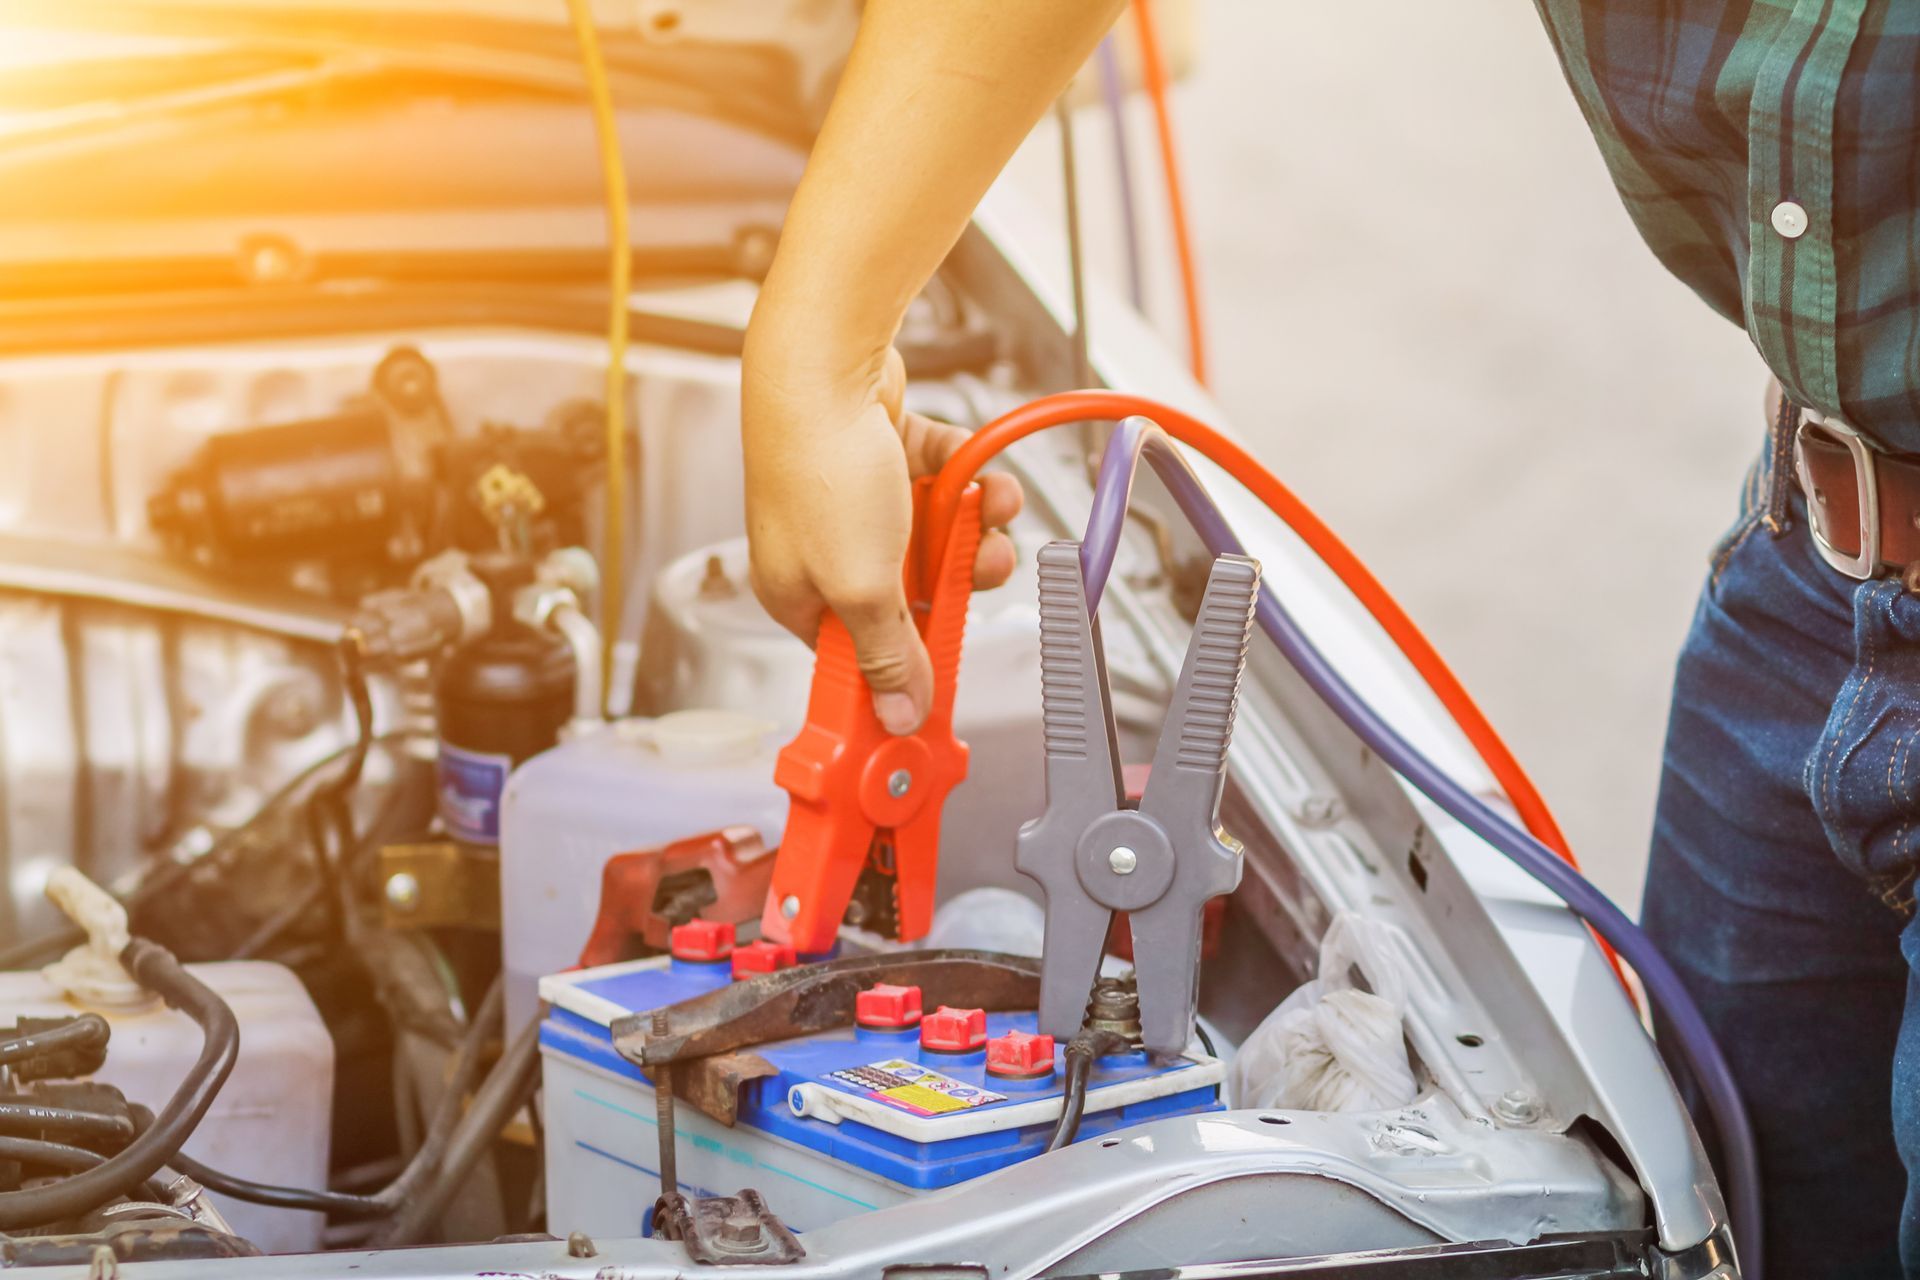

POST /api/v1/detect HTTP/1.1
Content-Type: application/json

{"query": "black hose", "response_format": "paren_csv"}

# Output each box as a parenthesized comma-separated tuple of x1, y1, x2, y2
(0, 1014, 109, 1069)
(309, 633, 375, 943)
(0, 1136, 121, 1174)
(1046, 1051, 1092, 1153)
(373, 1019, 540, 1246)
(1044, 1025, 1134, 1154)
(0, 1104, 135, 1147)
(0, 940, 237, 1230)
(167, 976, 505, 1220)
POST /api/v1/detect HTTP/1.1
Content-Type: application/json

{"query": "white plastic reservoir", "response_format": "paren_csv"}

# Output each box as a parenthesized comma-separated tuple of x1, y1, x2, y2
(0, 960, 334, 1253)
(499, 710, 790, 1031)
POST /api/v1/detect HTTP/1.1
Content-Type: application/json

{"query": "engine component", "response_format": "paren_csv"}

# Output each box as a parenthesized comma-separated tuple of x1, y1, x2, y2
(1017, 542, 1258, 1058)
(377, 841, 502, 932)
(0, 876, 332, 1251)
(762, 483, 984, 953)
(575, 827, 775, 969)
(434, 551, 575, 846)
(0, 1217, 260, 1266)
(349, 555, 489, 667)
(147, 404, 410, 566)
(612, 948, 1043, 1073)
(657, 1188, 804, 1266)
(539, 948, 1220, 1237)
(498, 712, 788, 1031)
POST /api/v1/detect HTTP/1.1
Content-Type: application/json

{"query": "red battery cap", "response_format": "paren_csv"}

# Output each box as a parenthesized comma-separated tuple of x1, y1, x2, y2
(669, 919, 735, 962)
(731, 938, 797, 978)
(986, 1030, 1056, 1078)
(920, 1005, 988, 1052)
(855, 983, 923, 1030)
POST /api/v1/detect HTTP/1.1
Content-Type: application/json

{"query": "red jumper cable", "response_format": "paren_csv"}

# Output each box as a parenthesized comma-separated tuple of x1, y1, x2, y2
(760, 482, 986, 955)
(924, 391, 1634, 1002)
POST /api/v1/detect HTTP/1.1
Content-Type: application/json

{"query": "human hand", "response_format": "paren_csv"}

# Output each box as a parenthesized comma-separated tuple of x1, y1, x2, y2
(742, 345, 1021, 735)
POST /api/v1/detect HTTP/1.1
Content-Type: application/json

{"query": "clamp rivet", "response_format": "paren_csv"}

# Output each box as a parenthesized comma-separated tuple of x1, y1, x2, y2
(887, 769, 913, 798)
(779, 895, 800, 920)
(1108, 846, 1138, 875)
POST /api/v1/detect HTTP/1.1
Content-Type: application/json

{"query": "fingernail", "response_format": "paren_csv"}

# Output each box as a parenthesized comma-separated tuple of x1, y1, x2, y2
(874, 692, 920, 735)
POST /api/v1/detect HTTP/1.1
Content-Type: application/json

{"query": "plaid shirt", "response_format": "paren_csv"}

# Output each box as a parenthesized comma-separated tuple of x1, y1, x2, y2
(1535, 1, 1920, 449)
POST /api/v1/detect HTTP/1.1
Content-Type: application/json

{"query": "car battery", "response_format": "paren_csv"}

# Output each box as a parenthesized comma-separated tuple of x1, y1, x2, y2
(538, 928, 1223, 1237)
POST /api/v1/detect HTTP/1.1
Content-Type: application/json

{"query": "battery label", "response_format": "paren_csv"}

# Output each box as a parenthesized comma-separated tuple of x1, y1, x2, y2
(437, 742, 512, 844)
(827, 1058, 1006, 1117)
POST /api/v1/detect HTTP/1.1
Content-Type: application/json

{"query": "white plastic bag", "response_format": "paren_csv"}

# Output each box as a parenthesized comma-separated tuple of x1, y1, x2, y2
(922, 888, 1048, 956)
(1227, 912, 1418, 1113)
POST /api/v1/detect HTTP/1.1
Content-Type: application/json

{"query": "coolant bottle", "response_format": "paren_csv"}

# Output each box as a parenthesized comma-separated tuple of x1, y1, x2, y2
(498, 709, 789, 1030)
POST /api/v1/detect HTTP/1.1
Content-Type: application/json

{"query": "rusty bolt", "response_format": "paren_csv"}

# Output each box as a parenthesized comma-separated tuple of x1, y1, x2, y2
(714, 1206, 765, 1252)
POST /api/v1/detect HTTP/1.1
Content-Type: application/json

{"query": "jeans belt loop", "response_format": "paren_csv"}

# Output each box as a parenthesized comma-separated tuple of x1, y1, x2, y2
(1765, 392, 1796, 535)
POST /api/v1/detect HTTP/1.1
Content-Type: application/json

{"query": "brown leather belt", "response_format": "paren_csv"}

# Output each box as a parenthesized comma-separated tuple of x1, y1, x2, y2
(1794, 412, 1920, 580)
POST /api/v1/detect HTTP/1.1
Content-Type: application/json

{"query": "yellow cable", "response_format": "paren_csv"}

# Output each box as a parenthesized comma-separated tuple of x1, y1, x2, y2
(564, 0, 630, 715)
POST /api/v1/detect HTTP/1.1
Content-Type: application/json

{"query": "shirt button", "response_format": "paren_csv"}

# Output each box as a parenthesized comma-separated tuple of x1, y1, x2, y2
(1771, 200, 1809, 239)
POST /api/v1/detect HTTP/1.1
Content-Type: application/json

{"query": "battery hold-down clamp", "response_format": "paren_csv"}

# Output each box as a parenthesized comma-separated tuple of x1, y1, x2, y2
(761, 479, 985, 953)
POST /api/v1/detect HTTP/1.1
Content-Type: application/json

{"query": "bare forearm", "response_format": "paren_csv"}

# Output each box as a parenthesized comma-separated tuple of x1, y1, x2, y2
(740, 2, 1110, 733)
(749, 0, 1123, 388)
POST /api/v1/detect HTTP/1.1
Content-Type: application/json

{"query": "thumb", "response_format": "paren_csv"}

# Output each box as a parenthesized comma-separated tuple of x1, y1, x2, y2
(834, 585, 934, 736)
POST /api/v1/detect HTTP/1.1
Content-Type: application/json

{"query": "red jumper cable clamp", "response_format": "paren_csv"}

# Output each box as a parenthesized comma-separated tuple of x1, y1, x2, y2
(760, 479, 985, 954)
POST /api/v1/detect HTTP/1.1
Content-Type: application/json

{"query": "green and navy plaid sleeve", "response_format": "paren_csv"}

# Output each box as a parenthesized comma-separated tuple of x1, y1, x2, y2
(1534, 1, 1920, 449)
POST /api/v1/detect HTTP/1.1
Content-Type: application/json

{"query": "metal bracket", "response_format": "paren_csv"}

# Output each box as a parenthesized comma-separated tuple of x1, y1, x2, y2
(658, 1190, 806, 1266)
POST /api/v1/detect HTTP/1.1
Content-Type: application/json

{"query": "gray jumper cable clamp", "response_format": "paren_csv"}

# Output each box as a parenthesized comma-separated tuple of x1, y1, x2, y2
(1016, 540, 1260, 1059)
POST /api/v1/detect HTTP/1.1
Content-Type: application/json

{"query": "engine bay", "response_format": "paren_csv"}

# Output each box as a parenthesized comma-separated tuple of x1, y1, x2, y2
(0, 283, 1721, 1277)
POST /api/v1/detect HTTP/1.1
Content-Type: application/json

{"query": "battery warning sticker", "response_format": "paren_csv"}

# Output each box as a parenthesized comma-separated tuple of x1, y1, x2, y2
(826, 1059, 1007, 1117)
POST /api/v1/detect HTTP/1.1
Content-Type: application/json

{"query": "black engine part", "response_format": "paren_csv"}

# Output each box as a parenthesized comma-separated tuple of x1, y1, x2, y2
(148, 404, 408, 564)
(434, 551, 575, 846)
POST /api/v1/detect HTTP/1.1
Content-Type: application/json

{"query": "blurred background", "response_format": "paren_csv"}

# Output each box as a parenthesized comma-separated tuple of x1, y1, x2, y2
(1001, 0, 1766, 907)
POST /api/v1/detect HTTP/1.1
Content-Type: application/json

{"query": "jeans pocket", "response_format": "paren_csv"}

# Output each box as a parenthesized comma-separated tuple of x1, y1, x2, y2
(1804, 580, 1920, 911)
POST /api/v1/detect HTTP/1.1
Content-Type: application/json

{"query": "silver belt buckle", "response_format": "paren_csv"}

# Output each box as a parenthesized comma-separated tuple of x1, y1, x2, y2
(1795, 409, 1882, 579)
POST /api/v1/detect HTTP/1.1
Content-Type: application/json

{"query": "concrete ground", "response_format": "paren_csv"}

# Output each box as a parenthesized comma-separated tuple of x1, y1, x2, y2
(1000, 1, 1766, 908)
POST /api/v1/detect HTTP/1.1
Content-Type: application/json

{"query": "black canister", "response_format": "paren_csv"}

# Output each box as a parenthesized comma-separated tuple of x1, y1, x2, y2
(434, 552, 575, 845)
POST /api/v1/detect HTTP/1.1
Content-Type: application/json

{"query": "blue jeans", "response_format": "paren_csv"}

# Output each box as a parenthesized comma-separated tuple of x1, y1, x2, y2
(1644, 439, 1920, 1277)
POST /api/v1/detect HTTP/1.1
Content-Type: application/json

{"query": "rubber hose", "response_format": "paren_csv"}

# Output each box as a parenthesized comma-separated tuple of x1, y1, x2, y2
(0, 1014, 109, 1069)
(0, 940, 237, 1230)
(1045, 1051, 1093, 1153)
(0, 1136, 123, 1174)
(0, 1104, 135, 1147)
(370, 1019, 540, 1246)
(169, 976, 505, 1219)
